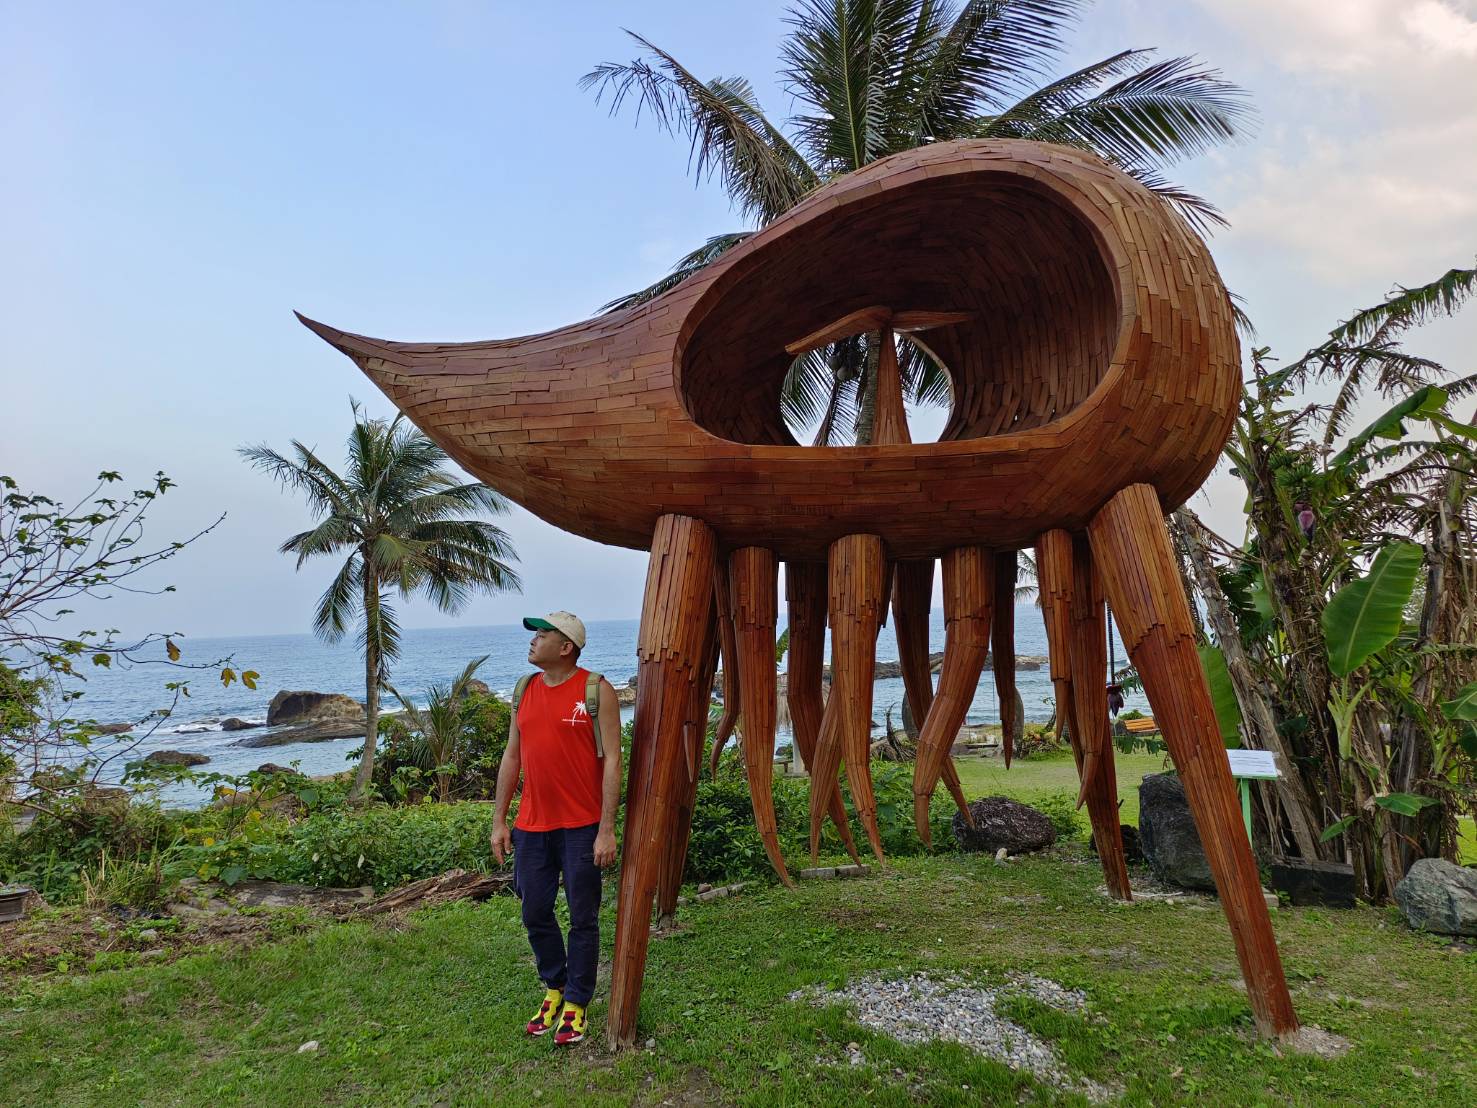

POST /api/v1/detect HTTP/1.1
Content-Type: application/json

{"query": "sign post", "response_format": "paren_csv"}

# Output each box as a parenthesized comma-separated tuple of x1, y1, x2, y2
(1226, 749, 1280, 841)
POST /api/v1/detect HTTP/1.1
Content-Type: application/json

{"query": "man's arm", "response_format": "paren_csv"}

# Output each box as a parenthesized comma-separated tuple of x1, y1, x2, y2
(593, 678, 622, 867)
(490, 711, 522, 865)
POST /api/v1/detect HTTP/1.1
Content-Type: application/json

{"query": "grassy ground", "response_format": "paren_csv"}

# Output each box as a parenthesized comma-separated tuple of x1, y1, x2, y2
(5, 849, 1474, 1106)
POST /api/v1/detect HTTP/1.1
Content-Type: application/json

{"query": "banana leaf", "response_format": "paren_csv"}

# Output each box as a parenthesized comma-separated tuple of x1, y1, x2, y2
(1441, 679, 1477, 722)
(1197, 643, 1242, 747)
(1322, 542, 1424, 677)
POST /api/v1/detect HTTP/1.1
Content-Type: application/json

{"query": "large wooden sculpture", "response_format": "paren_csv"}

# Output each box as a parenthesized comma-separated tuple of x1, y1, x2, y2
(302, 139, 1298, 1044)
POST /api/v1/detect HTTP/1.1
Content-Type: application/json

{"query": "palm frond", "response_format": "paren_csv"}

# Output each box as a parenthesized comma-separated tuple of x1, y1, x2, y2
(913, 0, 1083, 138)
(782, 0, 916, 169)
(1326, 265, 1477, 346)
(1013, 54, 1253, 168)
(581, 33, 817, 222)
(599, 232, 753, 313)
(281, 515, 359, 567)
(313, 554, 361, 643)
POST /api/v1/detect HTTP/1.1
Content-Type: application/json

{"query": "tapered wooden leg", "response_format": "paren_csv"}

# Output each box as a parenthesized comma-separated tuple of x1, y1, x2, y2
(787, 561, 861, 863)
(993, 551, 1020, 769)
(912, 547, 993, 846)
(609, 514, 716, 1049)
(730, 547, 793, 887)
(657, 595, 720, 927)
(1089, 484, 1298, 1039)
(1068, 535, 1133, 898)
(1037, 529, 1130, 900)
(709, 566, 741, 779)
(809, 534, 887, 862)
(893, 560, 972, 824)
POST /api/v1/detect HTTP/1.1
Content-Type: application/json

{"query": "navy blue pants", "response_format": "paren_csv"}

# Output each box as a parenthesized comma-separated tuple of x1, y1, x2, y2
(512, 823, 602, 1007)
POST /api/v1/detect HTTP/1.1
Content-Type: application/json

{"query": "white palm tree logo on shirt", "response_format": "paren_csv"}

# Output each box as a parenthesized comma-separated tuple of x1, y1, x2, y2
(563, 700, 590, 728)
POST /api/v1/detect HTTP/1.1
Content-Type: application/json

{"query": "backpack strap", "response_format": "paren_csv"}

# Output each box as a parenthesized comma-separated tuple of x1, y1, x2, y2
(512, 674, 534, 713)
(585, 671, 605, 759)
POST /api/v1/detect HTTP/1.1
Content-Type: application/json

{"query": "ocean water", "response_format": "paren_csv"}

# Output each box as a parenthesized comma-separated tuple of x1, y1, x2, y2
(50, 605, 1146, 806)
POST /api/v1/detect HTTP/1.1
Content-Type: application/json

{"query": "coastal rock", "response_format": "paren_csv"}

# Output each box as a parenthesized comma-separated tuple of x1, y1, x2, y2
(94, 721, 134, 735)
(1138, 773, 1215, 891)
(145, 750, 210, 767)
(266, 690, 363, 726)
(951, 797, 1057, 855)
(238, 710, 406, 747)
(239, 719, 365, 747)
(220, 717, 259, 731)
(1394, 858, 1477, 936)
(465, 678, 491, 697)
(254, 763, 299, 776)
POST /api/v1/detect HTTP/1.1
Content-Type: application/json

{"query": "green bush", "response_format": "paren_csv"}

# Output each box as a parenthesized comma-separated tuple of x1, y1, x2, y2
(680, 755, 953, 882)
(1030, 790, 1087, 842)
(261, 802, 497, 891)
(0, 793, 177, 902)
(372, 690, 512, 803)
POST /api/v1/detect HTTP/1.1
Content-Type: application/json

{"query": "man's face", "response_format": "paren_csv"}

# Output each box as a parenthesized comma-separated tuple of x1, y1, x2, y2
(527, 627, 572, 668)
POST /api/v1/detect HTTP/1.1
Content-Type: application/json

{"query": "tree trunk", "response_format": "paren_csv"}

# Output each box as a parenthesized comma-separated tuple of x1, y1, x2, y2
(852, 339, 880, 446)
(1392, 462, 1464, 864)
(350, 564, 381, 803)
(1174, 508, 1325, 861)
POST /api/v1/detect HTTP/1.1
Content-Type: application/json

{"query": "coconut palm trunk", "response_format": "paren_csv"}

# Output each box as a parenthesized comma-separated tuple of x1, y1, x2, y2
(353, 564, 382, 802)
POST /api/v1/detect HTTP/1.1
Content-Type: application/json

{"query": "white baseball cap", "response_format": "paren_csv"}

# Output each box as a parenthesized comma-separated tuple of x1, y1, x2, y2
(523, 610, 587, 650)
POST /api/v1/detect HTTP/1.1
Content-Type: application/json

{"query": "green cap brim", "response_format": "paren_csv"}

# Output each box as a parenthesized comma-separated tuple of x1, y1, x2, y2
(523, 617, 556, 633)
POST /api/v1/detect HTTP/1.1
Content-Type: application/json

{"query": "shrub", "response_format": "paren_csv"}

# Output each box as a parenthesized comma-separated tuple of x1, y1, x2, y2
(1030, 791, 1087, 841)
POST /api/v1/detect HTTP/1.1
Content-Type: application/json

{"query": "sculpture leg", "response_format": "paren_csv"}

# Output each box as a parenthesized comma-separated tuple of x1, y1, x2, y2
(609, 514, 716, 1049)
(1037, 529, 1131, 900)
(1089, 484, 1298, 1039)
(730, 547, 793, 887)
(894, 559, 972, 824)
(809, 534, 887, 862)
(912, 546, 993, 846)
(787, 561, 861, 863)
(657, 597, 720, 927)
(1067, 534, 1133, 899)
(993, 551, 1020, 769)
(709, 565, 741, 779)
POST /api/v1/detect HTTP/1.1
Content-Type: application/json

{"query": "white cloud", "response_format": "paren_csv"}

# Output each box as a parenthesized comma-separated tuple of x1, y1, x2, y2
(1185, 0, 1477, 283)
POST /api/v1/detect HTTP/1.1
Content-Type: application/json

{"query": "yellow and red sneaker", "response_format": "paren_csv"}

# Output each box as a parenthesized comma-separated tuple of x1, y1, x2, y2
(553, 1001, 587, 1046)
(525, 987, 564, 1036)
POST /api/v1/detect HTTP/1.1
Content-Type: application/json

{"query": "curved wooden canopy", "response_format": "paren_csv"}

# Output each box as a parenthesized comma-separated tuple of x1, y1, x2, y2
(299, 139, 1239, 561)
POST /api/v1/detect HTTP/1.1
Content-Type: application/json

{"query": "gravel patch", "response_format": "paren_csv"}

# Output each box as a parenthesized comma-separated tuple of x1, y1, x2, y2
(792, 972, 1116, 1101)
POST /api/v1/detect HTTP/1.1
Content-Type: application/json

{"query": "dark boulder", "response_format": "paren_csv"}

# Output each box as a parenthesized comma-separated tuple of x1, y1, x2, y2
(951, 796, 1057, 855)
(1088, 823, 1144, 863)
(1269, 859, 1356, 908)
(255, 763, 299, 776)
(1394, 858, 1477, 936)
(94, 722, 134, 735)
(266, 690, 363, 726)
(145, 750, 209, 767)
(220, 717, 259, 731)
(1138, 773, 1215, 891)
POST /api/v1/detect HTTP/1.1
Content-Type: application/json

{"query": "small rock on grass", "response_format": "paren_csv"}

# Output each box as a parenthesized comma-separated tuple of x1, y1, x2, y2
(297, 1040, 319, 1053)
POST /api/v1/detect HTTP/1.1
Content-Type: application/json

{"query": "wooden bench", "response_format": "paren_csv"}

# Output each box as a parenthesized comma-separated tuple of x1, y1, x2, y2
(1122, 716, 1159, 736)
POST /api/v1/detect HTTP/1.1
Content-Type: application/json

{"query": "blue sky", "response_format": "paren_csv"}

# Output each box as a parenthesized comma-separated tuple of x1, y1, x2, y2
(4, 1, 1474, 641)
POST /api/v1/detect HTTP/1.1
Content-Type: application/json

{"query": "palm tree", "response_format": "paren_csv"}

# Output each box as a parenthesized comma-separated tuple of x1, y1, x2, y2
(384, 656, 490, 803)
(241, 408, 521, 801)
(584, 0, 1254, 443)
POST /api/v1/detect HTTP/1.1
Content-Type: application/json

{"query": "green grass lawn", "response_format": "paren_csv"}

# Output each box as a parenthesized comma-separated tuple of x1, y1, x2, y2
(6, 848, 1476, 1103)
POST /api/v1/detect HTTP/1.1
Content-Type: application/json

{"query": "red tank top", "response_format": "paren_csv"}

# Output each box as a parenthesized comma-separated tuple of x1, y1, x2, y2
(514, 667, 603, 831)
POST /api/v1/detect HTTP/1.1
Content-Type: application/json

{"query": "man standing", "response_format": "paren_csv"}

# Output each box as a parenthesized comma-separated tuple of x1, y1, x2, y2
(491, 611, 621, 1046)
